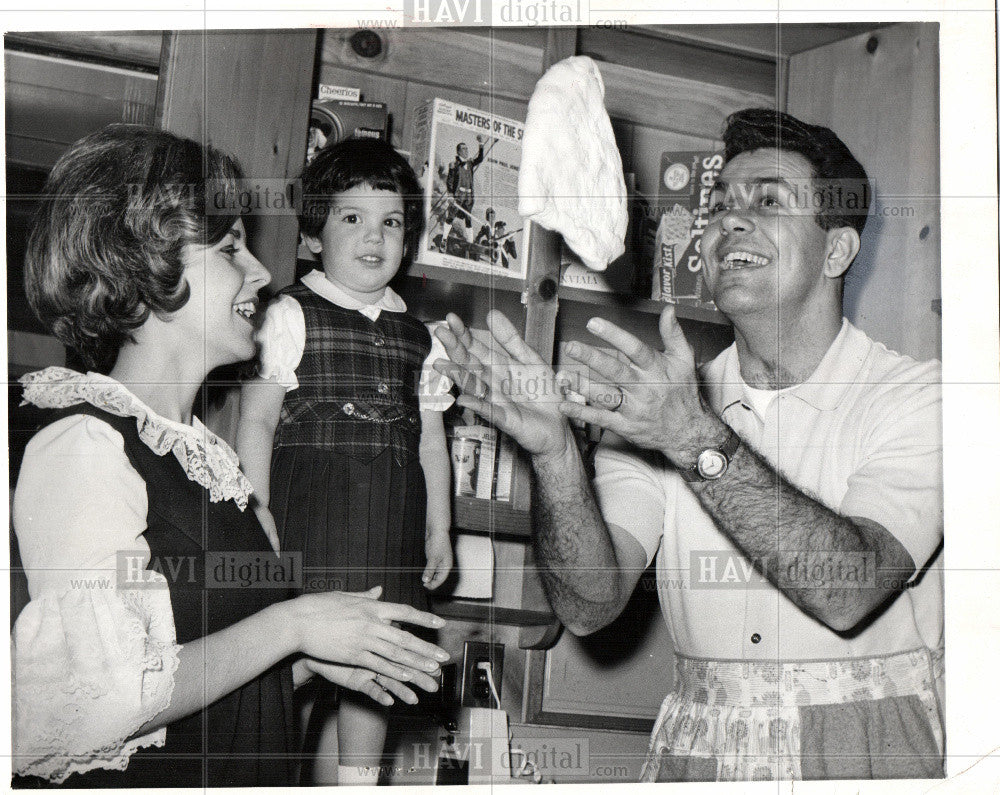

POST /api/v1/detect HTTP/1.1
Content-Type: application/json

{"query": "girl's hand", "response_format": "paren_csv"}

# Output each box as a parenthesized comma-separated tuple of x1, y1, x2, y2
(423, 530, 453, 590)
(288, 587, 449, 684)
(300, 658, 431, 707)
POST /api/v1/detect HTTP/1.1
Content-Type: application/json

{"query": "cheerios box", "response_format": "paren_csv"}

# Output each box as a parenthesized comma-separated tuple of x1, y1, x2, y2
(651, 151, 724, 310)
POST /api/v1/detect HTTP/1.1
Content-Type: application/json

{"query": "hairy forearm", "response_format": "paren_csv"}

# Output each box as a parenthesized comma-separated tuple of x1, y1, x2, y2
(530, 437, 628, 634)
(688, 442, 914, 632)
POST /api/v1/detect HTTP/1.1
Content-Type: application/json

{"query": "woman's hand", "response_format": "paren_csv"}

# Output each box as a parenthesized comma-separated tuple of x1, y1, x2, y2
(286, 586, 449, 685)
(423, 530, 453, 590)
(252, 503, 281, 553)
(297, 657, 432, 707)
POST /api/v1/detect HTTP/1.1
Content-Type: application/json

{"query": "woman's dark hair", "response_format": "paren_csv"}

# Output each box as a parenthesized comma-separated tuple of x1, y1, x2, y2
(25, 124, 243, 372)
(723, 108, 871, 236)
(298, 137, 424, 259)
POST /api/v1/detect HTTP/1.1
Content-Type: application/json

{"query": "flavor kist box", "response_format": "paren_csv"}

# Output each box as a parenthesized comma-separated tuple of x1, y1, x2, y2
(651, 151, 723, 311)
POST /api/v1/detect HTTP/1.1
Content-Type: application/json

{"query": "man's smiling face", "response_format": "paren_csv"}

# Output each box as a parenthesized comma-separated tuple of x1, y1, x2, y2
(700, 147, 835, 322)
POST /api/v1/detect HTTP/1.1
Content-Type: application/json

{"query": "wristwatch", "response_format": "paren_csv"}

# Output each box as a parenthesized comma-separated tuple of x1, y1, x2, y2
(679, 428, 741, 483)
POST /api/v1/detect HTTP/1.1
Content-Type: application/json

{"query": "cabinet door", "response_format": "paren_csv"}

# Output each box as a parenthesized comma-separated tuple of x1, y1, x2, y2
(156, 30, 316, 287)
(788, 23, 941, 361)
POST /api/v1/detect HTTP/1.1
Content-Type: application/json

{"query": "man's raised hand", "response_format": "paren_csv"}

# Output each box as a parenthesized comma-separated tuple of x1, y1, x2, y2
(434, 311, 574, 460)
(558, 305, 725, 464)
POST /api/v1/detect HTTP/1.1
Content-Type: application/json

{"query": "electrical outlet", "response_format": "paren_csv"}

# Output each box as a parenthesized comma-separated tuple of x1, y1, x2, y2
(460, 641, 504, 708)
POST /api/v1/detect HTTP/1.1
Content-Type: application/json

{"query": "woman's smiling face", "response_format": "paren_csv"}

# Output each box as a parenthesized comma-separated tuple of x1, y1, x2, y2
(175, 219, 272, 369)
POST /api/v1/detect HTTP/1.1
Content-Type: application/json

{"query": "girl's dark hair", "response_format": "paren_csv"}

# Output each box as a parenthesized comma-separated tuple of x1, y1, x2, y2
(25, 123, 243, 372)
(298, 138, 424, 259)
(723, 108, 871, 236)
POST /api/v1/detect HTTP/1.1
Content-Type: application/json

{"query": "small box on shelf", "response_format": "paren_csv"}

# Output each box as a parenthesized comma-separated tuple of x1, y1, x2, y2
(649, 151, 725, 316)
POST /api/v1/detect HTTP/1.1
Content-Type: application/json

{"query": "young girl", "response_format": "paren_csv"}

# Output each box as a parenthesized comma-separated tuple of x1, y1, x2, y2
(237, 138, 454, 785)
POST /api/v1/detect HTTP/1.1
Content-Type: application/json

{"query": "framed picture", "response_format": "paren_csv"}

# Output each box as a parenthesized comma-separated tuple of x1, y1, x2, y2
(523, 569, 673, 733)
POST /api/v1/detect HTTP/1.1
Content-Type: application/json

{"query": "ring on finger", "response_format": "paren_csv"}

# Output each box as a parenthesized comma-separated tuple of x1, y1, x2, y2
(475, 380, 489, 400)
(373, 673, 384, 689)
(607, 385, 624, 412)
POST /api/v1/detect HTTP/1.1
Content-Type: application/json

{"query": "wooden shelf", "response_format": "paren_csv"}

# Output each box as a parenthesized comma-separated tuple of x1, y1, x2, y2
(453, 496, 531, 538)
(558, 285, 731, 326)
(403, 261, 731, 327)
(404, 261, 525, 294)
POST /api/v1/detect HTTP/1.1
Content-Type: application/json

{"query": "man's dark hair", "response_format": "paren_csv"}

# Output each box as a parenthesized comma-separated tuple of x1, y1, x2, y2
(297, 137, 423, 258)
(723, 108, 871, 236)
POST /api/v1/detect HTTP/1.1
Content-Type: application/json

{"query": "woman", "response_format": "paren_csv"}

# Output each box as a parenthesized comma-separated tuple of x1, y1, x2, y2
(11, 124, 449, 787)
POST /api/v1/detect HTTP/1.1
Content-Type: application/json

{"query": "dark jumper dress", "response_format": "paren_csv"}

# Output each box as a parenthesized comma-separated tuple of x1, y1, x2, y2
(268, 283, 431, 609)
(14, 404, 296, 788)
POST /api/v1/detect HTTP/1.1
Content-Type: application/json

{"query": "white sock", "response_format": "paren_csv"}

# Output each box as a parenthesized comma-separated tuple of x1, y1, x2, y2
(338, 763, 380, 786)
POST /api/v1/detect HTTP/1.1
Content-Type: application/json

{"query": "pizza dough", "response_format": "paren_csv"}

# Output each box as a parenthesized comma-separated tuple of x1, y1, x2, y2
(518, 56, 627, 272)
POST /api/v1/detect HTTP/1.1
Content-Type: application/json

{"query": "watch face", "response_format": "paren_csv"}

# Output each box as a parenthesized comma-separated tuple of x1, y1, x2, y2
(697, 449, 728, 480)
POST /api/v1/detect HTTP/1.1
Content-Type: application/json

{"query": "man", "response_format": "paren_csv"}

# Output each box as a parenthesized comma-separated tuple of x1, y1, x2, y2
(490, 220, 518, 269)
(445, 135, 486, 229)
(435, 109, 943, 782)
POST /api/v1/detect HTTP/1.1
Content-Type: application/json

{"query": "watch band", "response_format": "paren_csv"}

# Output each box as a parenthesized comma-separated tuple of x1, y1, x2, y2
(678, 428, 742, 483)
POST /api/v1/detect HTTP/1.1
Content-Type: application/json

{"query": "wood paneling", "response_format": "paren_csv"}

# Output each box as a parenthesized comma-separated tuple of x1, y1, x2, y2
(643, 23, 893, 60)
(579, 27, 778, 97)
(157, 30, 317, 288)
(5, 31, 162, 69)
(788, 22, 941, 360)
(600, 60, 773, 140)
(320, 28, 543, 102)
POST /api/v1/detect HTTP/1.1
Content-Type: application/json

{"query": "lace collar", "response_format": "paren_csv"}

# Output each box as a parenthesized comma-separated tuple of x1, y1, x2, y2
(19, 367, 253, 511)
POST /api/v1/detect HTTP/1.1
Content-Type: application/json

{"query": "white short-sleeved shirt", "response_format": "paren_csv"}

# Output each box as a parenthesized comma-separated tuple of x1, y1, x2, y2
(257, 269, 454, 411)
(594, 319, 943, 660)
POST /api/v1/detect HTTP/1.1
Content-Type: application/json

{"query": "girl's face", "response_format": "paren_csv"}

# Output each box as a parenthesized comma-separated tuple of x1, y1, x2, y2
(175, 218, 271, 369)
(304, 184, 406, 303)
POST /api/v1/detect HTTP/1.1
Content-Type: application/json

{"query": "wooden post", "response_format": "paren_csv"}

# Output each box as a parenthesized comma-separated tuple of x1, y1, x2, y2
(156, 29, 317, 289)
(517, 27, 578, 650)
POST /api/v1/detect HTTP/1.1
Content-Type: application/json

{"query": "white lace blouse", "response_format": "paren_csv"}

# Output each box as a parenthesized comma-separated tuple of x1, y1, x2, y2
(11, 367, 254, 783)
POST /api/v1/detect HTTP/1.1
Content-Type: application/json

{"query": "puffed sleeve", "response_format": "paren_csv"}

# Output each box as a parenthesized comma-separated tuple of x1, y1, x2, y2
(257, 294, 306, 391)
(11, 415, 181, 783)
(418, 320, 456, 412)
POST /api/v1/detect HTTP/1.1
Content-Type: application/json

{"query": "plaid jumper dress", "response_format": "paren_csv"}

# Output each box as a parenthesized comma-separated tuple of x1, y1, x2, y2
(268, 283, 432, 608)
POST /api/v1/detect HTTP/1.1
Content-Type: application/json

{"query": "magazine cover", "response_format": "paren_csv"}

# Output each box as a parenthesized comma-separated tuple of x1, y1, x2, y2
(411, 98, 529, 278)
(650, 150, 724, 312)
